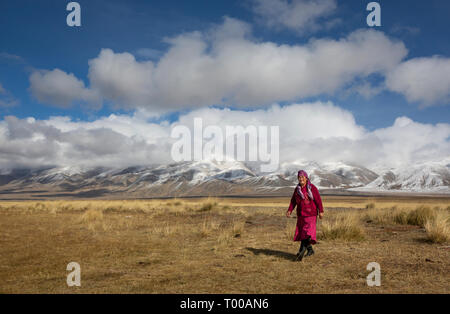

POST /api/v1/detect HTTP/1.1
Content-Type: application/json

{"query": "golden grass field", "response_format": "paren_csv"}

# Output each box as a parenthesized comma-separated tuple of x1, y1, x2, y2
(0, 195, 449, 293)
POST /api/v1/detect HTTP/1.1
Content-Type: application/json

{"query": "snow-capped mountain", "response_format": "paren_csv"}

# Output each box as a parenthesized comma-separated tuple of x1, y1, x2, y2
(350, 162, 450, 193)
(0, 160, 449, 198)
(276, 161, 379, 189)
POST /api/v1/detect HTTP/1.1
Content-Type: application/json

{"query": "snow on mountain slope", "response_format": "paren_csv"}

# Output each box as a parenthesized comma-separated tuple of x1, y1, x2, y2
(276, 161, 378, 189)
(1, 160, 449, 196)
(350, 162, 450, 193)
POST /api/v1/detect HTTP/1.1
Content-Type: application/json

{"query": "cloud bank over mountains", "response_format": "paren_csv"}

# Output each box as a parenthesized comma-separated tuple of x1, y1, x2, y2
(1, 102, 449, 171)
(28, 17, 450, 113)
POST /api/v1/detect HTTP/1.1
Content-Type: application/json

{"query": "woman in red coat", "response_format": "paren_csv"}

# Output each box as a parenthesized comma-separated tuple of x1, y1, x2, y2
(286, 170, 324, 261)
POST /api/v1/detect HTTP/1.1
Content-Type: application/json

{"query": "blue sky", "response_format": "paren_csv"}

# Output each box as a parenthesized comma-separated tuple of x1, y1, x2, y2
(0, 0, 450, 171)
(1, 0, 449, 129)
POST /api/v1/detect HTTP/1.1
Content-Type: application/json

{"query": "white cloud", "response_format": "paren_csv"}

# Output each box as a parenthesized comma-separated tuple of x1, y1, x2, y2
(372, 117, 450, 167)
(0, 82, 19, 108)
(87, 49, 156, 110)
(135, 48, 164, 60)
(251, 0, 338, 34)
(1, 102, 449, 171)
(29, 69, 101, 108)
(386, 56, 450, 106)
(343, 81, 384, 99)
(0, 114, 171, 169)
(29, 18, 408, 113)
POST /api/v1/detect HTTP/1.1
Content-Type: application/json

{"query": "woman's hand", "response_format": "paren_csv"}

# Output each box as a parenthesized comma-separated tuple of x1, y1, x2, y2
(286, 210, 291, 218)
(319, 212, 324, 219)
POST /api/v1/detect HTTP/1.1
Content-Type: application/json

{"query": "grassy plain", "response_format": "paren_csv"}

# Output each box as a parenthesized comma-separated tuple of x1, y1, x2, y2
(0, 195, 449, 293)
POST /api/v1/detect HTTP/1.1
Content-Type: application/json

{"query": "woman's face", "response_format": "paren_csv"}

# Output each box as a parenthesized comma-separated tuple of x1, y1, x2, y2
(298, 175, 307, 187)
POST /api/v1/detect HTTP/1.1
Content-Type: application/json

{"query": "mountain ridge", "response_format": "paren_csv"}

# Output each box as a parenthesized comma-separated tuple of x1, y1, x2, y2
(0, 160, 449, 198)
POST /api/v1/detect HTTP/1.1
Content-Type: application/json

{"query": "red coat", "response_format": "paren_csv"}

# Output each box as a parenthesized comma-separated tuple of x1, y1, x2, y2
(287, 183, 324, 217)
(287, 183, 324, 243)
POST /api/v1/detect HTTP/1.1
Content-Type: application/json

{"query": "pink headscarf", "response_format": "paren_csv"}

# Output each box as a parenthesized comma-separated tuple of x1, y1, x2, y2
(297, 170, 314, 200)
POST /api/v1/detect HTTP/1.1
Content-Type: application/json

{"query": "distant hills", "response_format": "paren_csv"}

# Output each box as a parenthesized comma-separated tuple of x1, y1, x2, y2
(0, 160, 449, 199)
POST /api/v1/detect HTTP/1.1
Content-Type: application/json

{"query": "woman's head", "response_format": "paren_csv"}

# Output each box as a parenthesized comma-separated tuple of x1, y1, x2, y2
(298, 170, 309, 186)
(296, 170, 314, 200)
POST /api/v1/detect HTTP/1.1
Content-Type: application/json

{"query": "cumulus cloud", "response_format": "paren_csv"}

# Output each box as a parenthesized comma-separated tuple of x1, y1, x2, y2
(29, 17, 408, 113)
(135, 48, 164, 60)
(372, 117, 450, 167)
(29, 69, 101, 108)
(250, 0, 339, 34)
(0, 113, 171, 169)
(0, 83, 19, 108)
(1, 102, 449, 171)
(87, 49, 156, 110)
(386, 56, 450, 106)
(343, 81, 384, 99)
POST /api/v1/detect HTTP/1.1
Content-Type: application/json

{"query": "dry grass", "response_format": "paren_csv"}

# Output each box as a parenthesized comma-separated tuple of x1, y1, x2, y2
(80, 208, 105, 231)
(424, 210, 450, 244)
(198, 216, 221, 238)
(365, 203, 376, 210)
(363, 204, 450, 243)
(285, 218, 297, 241)
(197, 198, 219, 212)
(319, 212, 365, 241)
(405, 206, 435, 227)
(0, 196, 449, 294)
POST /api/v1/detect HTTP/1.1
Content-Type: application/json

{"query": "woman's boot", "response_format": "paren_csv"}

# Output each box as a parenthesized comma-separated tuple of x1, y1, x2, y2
(295, 239, 308, 261)
(306, 243, 315, 257)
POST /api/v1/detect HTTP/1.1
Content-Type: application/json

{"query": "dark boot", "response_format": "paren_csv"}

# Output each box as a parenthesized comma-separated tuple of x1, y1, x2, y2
(295, 239, 308, 261)
(305, 243, 315, 257)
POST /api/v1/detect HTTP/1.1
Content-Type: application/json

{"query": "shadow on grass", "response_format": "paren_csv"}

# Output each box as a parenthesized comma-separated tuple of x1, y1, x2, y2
(245, 247, 297, 261)
(413, 237, 441, 244)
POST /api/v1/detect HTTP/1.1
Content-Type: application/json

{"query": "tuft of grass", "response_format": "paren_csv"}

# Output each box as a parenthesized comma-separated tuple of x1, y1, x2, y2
(393, 210, 409, 225)
(391, 206, 435, 227)
(285, 218, 297, 241)
(231, 220, 245, 238)
(424, 210, 450, 244)
(151, 223, 180, 237)
(365, 203, 375, 210)
(406, 206, 434, 227)
(198, 217, 220, 238)
(217, 229, 233, 245)
(80, 208, 105, 231)
(198, 198, 218, 212)
(215, 219, 245, 246)
(320, 212, 365, 241)
(364, 205, 438, 228)
(33, 202, 47, 211)
(170, 198, 183, 206)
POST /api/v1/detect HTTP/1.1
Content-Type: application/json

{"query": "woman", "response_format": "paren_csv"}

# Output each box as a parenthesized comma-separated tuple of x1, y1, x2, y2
(286, 170, 324, 261)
